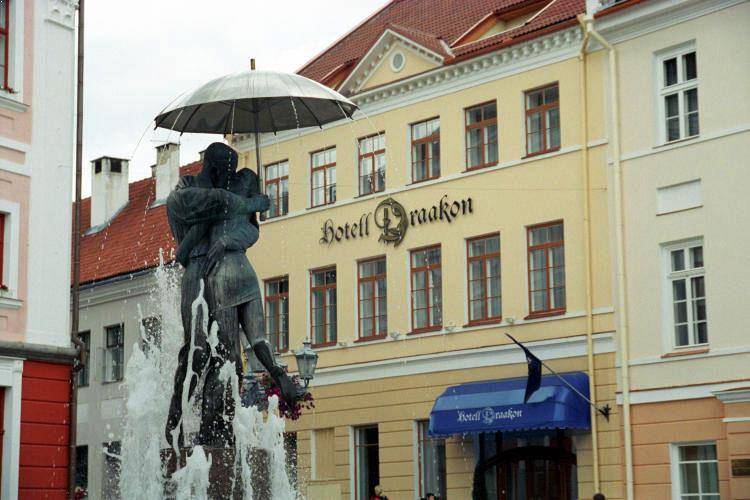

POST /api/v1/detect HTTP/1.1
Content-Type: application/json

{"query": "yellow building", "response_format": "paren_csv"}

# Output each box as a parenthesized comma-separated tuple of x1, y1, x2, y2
(232, 1, 620, 498)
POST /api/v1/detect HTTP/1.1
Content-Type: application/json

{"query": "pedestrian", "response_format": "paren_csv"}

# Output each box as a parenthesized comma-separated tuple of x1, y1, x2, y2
(425, 493, 437, 500)
(593, 493, 606, 500)
(371, 484, 388, 500)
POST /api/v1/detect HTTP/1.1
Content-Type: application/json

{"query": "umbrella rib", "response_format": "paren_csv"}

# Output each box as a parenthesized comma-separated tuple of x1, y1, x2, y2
(296, 97, 323, 129)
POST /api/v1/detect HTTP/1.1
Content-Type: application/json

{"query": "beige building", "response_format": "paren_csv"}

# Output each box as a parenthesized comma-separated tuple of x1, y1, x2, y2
(231, 0, 621, 498)
(589, 0, 750, 499)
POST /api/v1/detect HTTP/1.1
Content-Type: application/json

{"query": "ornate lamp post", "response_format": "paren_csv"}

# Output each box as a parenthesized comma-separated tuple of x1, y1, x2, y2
(294, 339, 318, 388)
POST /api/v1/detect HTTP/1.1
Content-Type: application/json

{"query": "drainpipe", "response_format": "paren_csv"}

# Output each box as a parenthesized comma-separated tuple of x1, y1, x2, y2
(69, 1, 86, 498)
(576, 15, 600, 494)
(580, 14, 634, 500)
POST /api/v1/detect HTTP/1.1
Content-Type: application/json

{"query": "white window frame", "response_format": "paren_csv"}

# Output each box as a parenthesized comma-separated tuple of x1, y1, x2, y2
(669, 441, 720, 499)
(663, 238, 706, 350)
(0, 357, 23, 498)
(655, 41, 698, 145)
(103, 323, 124, 383)
(415, 420, 447, 499)
(0, 199, 20, 306)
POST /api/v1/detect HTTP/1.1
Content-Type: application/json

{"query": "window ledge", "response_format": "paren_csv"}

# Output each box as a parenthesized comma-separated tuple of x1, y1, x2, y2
(522, 147, 561, 160)
(463, 163, 498, 173)
(661, 347, 709, 358)
(0, 93, 28, 113)
(524, 309, 565, 321)
(655, 135, 700, 149)
(0, 296, 23, 309)
(101, 379, 123, 385)
(354, 335, 387, 343)
(407, 326, 443, 336)
(464, 318, 503, 328)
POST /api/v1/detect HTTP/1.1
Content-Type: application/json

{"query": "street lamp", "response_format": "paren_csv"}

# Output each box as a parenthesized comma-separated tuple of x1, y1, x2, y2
(294, 338, 318, 388)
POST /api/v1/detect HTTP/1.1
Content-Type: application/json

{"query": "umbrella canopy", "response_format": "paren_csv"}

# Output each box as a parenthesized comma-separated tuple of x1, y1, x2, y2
(154, 70, 358, 135)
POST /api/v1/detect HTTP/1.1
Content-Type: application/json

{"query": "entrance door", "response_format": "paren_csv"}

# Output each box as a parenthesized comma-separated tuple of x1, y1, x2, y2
(496, 446, 575, 500)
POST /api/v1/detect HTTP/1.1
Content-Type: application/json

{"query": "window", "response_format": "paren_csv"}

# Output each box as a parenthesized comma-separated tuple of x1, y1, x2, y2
(141, 316, 161, 356)
(467, 234, 502, 324)
(466, 102, 498, 169)
(354, 426, 379, 500)
(525, 83, 560, 155)
(311, 147, 336, 207)
(265, 160, 289, 218)
(659, 47, 698, 142)
(0, 0, 10, 91)
(102, 441, 121, 499)
(671, 443, 719, 499)
(417, 421, 446, 499)
(411, 118, 440, 182)
(527, 221, 565, 316)
(310, 267, 336, 346)
(103, 324, 124, 382)
(668, 242, 707, 347)
(265, 277, 289, 352)
(411, 246, 442, 332)
(76, 331, 90, 387)
(358, 134, 385, 196)
(358, 257, 387, 340)
(75, 445, 88, 495)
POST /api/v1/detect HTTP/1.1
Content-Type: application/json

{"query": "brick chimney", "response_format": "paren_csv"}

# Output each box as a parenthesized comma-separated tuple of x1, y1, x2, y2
(152, 142, 180, 202)
(90, 156, 129, 227)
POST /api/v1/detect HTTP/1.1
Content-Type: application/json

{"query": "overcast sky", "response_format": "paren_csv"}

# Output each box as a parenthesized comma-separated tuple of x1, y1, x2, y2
(82, 0, 380, 196)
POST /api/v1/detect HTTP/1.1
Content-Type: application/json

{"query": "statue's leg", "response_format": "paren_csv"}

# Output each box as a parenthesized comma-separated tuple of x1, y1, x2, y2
(166, 272, 210, 446)
(239, 299, 298, 406)
(199, 306, 240, 447)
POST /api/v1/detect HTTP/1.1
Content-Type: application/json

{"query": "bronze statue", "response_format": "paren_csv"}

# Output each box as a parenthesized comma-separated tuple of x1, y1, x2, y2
(164, 142, 296, 447)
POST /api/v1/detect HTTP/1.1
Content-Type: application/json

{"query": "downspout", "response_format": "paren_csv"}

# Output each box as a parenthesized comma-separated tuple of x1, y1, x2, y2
(576, 15, 600, 494)
(69, 1, 85, 498)
(581, 14, 634, 500)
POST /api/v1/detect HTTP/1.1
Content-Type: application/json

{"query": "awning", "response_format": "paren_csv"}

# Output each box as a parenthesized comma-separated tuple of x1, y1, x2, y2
(429, 372, 591, 437)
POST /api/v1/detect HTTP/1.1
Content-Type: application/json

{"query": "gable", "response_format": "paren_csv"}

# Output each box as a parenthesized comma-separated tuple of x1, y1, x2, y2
(360, 41, 441, 92)
(452, 0, 550, 47)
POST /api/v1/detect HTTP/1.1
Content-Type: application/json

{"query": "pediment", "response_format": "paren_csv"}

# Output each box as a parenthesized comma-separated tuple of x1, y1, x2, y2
(339, 28, 445, 96)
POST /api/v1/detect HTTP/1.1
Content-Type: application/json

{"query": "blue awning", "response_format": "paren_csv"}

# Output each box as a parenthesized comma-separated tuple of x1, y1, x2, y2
(429, 372, 591, 437)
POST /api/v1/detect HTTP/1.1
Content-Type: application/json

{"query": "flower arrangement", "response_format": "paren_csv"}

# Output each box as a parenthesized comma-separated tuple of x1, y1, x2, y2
(0, 284, 8, 291)
(259, 372, 315, 420)
(74, 486, 88, 499)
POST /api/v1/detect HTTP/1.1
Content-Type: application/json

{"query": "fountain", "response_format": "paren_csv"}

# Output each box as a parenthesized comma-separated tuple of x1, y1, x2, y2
(114, 69, 356, 498)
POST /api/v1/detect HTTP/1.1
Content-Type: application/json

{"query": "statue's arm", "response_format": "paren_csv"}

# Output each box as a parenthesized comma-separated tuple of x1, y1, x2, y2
(175, 223, 210, 266)
(167, 187, 269, 226)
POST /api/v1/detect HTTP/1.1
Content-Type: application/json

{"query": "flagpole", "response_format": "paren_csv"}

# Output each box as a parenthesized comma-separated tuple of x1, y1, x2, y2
(507, 334, 610, 420)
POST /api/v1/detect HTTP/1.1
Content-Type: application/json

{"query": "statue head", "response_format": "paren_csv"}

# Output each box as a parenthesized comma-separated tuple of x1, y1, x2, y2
(202, 142, 238, 189)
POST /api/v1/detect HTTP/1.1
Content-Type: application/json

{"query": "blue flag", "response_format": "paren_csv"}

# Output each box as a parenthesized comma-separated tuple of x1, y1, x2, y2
(507, 334, 542, 403)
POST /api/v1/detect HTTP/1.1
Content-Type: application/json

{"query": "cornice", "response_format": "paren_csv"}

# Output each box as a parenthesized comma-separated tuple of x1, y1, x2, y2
(234, 26, 582, 151)
(713, 388, 750, 404)
(594, 0, 747, 45)
(76, 270, 156, 308)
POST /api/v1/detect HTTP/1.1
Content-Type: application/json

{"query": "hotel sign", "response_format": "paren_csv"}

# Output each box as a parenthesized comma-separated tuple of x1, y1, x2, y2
(319, 194, 474, 247)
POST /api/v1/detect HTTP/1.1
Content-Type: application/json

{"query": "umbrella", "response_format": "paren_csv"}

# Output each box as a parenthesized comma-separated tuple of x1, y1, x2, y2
(154, 67, 358, 172)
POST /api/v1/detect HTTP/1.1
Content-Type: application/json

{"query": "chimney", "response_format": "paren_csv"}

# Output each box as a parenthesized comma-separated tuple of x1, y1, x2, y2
(152, 142, 180, 201)
(90, 156, 129, 227)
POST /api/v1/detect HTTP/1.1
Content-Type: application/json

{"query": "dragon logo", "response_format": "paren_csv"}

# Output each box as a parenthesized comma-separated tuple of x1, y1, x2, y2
(374, 197, 408, 246)
(481, 407, 496, 425)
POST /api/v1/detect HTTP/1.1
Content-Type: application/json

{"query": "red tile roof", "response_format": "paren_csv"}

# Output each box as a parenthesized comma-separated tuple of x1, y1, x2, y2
(298, 0, 584, 85)
(74, 162, 201, 285)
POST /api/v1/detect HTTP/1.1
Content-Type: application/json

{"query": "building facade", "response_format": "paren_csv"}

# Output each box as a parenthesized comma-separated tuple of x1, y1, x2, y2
(0, 0, 78, 498)
(231, 1, 621, 498)
(591, 0, 750, 498)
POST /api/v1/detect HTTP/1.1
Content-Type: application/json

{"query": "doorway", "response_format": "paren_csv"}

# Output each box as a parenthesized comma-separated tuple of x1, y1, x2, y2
(496, 446, 576, 500)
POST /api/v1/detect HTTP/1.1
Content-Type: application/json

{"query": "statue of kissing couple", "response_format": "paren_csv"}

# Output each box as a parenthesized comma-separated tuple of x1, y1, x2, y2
(164, 142, 297, 448)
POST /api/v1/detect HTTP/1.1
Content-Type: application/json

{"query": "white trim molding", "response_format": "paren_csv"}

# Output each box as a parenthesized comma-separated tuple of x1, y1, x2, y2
(47, 0, 78, 29)
(618, 379, 750, 405)
(307, 332, 614, 386)
(713, 388, 750, 404)
(0, 0, 26, 109)
(0, 356, 23, 499)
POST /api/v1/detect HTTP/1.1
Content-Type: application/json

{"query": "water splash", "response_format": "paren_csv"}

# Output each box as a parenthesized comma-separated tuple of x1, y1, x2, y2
(119, 260, 300, 499)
